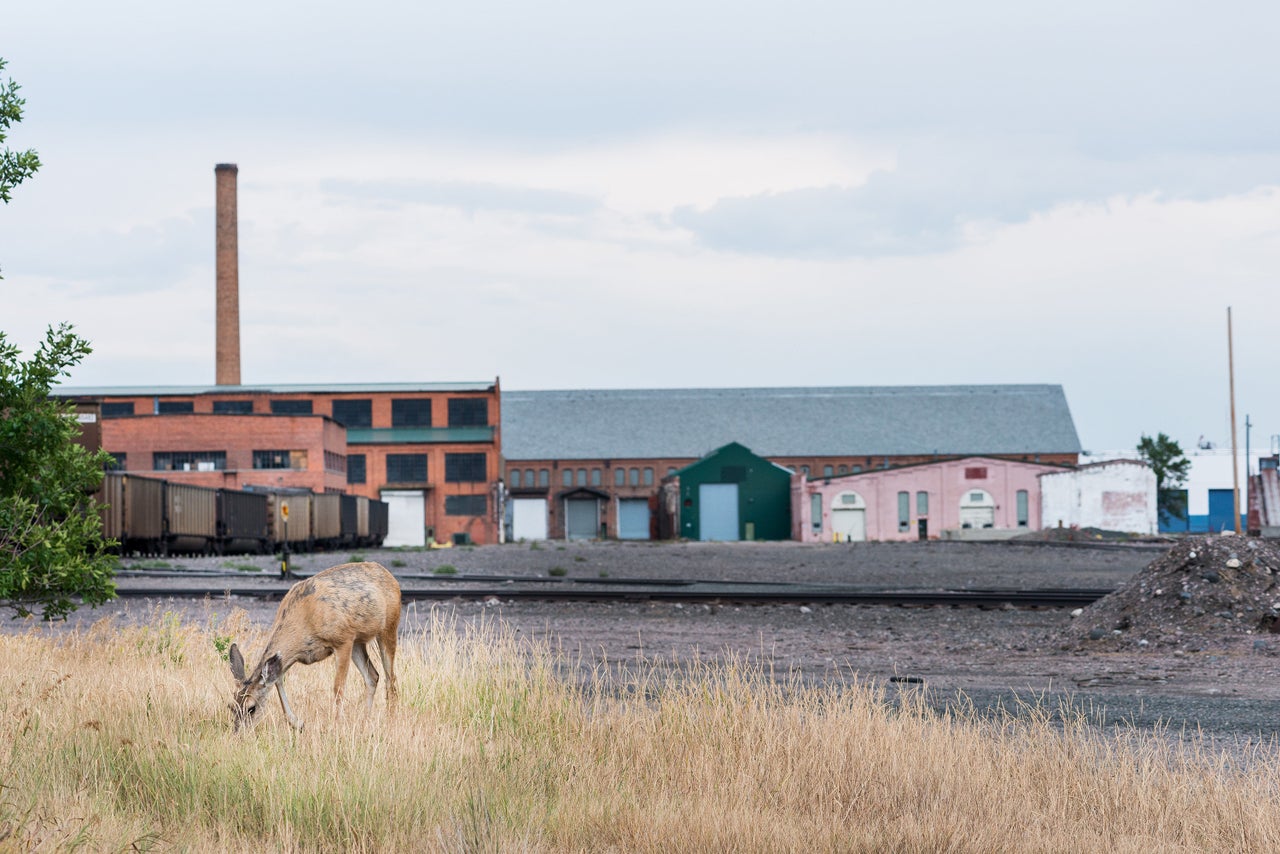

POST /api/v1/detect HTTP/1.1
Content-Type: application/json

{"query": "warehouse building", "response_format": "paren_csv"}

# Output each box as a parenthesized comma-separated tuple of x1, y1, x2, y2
(502, 384, 1082, 541)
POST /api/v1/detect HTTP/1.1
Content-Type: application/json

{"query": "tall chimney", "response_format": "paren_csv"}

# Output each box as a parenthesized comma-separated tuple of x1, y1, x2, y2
(215, 163, 241, 386)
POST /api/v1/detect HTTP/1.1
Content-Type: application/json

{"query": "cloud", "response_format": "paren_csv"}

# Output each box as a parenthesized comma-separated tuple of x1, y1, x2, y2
(318, 178, 600, 218)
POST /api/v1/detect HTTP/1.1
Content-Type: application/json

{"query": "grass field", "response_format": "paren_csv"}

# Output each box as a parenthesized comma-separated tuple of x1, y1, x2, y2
(2, 607, 1279, 852)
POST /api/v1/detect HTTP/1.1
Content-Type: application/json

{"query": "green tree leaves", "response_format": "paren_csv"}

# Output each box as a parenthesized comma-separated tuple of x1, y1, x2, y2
(1137, 432, 1192, 522)
(0, 57, 40, 206)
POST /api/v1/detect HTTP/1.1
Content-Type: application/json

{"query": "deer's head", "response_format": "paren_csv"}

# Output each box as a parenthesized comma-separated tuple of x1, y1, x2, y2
(228, 643, 283, 731)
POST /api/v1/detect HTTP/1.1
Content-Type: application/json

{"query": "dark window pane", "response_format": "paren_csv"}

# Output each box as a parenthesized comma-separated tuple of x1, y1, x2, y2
(102, 402, 135, 418)
(348, 454, 367, 484)
(157, 400, 194, 414)
(447, 398, 488, 427)
(386, 454, 428, 483)
(509, 469, 522, 488)
(445, 494, 487, 516)
(253, 450, 293, 469)
(271, 399, 313, 415)
(105, 452, 126, 471)
(153, 451, 226, 471)
(213, 400, 254, 414)
(331, 399, 372, 428)
(446, 453, 487, 483)
(392, 398, 432, 428)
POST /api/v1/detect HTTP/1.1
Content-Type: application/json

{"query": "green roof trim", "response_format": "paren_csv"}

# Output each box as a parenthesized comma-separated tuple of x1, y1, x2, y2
(346, 426, 495, 445)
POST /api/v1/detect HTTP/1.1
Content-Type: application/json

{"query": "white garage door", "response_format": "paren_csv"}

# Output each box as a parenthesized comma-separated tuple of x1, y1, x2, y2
(381, 490, 425, 547)
(960, 489, 996, 529)
(699, 483, 740, 541)
(618, 498, 651, 540)
(831, 491, 866, 542)
(512, 498, 548, 541)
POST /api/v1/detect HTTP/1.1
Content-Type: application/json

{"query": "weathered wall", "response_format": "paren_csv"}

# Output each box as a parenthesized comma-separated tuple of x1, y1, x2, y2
(1040, 460, 1156, 534)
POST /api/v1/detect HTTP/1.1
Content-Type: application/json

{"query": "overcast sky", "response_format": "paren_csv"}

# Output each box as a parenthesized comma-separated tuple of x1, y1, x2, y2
(4, 1, 1279, 455)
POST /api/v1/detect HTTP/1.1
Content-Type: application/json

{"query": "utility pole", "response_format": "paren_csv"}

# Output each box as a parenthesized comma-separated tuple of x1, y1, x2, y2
(1228, 307, 1242, 535)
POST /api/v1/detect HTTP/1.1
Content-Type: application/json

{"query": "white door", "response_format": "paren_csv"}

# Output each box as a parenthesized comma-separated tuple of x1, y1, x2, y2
(830, 491, 866, 542)
(959, 489, 996, 529)
(511, 498, 548, 541)
(699, 483, 740, 541)
(381, 489, 425, 547)
(565, 498, 599, 540)
(618, 498, 651, 540)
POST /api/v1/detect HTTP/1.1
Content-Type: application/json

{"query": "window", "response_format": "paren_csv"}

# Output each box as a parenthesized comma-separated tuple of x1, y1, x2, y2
(591, 468, 601, 486)
(392, 398, 432, 427)
(615, 468, 625, 486)
(102, 401, 135, 418)
(157, 400, 194, 414)
(823, 465, 834, 478)
(1017, 490, 1029, 527)
(386, 454, 427, 483)
(810, 493, 823, 534)
(562, 469, 572, 487)
(576, 468, 587, 487)
(667, 467, 677, 477)
(448, 398, 488, 427)
(324, 451, 346, 473)
(969, 491, 987, 503)
(525, 468, 535, 487)
(837, 465, 848, 475)
(271, 399, 312, 415)
(445, 495, 488, 516)
(154, 451, 226, 471)
(213, 400, 253, 414)
(348, 454, 366, 485)
(801, 465, 810, 476)
(629, 468, 639, 486)
(643, 468, 654, 486)
(898, 491, 910, 532)
(331, 399, 372, 428)
(445, 453, 486, 483)
(917, 491, 929, 517)
(538, 469, 549, 487)
(253, 450, 307, 470)
(105, 452, 126, 471)
(509, 469, 522, 488)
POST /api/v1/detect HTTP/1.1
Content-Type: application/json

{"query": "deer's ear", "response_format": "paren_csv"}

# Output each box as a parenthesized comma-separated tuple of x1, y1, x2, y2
(261, 652, 283, 684)
(229, 643, 246, 681)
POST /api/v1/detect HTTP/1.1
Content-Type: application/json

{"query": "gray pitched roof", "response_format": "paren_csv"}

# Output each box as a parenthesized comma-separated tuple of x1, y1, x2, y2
(502, 385, 1081, 460)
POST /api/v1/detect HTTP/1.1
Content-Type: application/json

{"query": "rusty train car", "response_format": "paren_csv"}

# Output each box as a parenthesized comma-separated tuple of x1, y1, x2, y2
(98, 473, 387, 556)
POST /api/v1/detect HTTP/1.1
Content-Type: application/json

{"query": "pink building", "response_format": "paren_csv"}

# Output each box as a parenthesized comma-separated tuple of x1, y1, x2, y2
(792, 456, 1067, 542)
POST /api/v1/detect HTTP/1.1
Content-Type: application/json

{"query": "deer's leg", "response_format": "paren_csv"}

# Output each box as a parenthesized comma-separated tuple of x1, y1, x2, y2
(350, 641, 379, 710)
(275, 675, 305, 731)
(377, 627, 398, 707)
(331, 640, 354, 713)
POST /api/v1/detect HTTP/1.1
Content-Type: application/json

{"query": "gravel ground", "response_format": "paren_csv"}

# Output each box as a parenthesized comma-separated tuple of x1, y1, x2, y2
(16, 538, 1280, 753)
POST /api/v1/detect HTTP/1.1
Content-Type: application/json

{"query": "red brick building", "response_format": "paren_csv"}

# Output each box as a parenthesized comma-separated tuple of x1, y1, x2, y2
(56, 381, 502, 546)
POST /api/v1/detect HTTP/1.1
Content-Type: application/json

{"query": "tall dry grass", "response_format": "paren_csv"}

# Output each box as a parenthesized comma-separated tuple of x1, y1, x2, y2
(1, 605, 1278, 852)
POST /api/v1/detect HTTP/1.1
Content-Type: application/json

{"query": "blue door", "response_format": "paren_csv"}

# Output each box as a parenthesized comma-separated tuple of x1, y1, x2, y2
(618, 499, 651, 540)
(1207, 489, 1239, 533)
(699, 483, 740, 541)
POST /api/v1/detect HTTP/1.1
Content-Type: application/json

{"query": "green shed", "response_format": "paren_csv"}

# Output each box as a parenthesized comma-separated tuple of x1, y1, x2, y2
(673, 442, 793, 541)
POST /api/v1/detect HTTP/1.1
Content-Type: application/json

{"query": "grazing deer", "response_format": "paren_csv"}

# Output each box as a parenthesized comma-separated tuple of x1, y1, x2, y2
(228, 561, 401, 731)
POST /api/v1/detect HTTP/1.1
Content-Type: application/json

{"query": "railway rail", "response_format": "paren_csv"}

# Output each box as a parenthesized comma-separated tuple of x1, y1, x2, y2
(112, 570, 1113, 608)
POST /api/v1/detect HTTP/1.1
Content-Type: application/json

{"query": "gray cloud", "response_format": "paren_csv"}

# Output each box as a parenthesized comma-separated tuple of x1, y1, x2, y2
(319, 179, 600, 218)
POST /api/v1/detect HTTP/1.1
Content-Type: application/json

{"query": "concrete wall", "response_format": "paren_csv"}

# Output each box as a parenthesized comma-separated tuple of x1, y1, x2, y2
(793, 456, 1062, 542)
(1040, 460, 1156, 534)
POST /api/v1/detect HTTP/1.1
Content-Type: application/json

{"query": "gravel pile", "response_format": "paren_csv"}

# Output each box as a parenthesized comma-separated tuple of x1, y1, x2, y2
(1064, 535, 1280, 653)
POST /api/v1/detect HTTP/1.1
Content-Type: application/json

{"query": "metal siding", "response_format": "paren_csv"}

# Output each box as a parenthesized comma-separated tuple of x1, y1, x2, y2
(618, 499, 651, 540)
(565, 498, 598, 540)
(311, 494, 342, 543)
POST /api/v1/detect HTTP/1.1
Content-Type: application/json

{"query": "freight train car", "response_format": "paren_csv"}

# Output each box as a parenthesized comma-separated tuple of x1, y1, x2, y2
(163, 482, 218, 555)
(99, 472, 165, 555)
(216, 489, 269, 554)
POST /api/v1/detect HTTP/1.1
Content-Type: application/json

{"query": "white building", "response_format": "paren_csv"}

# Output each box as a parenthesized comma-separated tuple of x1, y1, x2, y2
(1040, 459, 1156, 534)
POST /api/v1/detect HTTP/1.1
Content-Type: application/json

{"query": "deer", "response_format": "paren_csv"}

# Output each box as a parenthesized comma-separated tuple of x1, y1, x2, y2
(227, 561, 401, 731)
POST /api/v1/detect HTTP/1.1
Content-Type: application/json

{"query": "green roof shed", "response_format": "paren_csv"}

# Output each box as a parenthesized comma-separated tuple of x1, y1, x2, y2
(674, 442, 793, 541)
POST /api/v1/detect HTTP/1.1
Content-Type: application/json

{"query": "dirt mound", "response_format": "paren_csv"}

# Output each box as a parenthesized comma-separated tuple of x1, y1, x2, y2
(1013, 526, 1167, 544)
(1062, 536, 1280, 653)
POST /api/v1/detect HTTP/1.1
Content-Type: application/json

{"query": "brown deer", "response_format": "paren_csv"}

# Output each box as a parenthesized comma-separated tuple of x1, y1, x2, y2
(227, 561, 401, 731)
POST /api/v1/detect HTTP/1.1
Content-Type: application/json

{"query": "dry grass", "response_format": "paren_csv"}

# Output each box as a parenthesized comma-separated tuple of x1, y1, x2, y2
(1, 606, 1279, 852)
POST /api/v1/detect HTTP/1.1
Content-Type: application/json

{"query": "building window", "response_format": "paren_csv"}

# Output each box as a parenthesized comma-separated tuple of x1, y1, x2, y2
(213, 400, 253, 414)
(525, 468, 535, 487)
(643, 468, 654, 486)
(562, 469, 572, 487)
(392, 398, 432, 428)
(271, 399, 312, 415)
(447, 398, 488, 427)
(800, 465, 810, 476)
(386, 454, 427, 483)
(615, 468, 625, 486)
(105, 452, 126, 471)
(667, 467, 677, 477)
(102, 401, 135, 418)
(331, 399, 372, 428)
(324, 451, 346, 473)
(509, 469, 522, 488)
(253, 450, 307, 470)
(810, 493, 822, 534)
(1017, 490, 1029, 527)
(591, 468, 601, 486)
(445, 494, 487, 516)
(917, 491, 929, 517)
(348, 454, 366, 484)
(898, 491, 910, 532)
(445, 453, 487, 483)
(538, 469, 549, 487)
(154, 451, 226, 471)
(629, 468, 639, 486)
(577, 468, 587, 486)
(157, 400, 194, 414)
(823, 465, 834, 478)
(837, 465, 848, 475)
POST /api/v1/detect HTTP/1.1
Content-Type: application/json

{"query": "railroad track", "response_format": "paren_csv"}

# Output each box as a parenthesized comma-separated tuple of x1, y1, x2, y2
(112, 572, 1112, 608)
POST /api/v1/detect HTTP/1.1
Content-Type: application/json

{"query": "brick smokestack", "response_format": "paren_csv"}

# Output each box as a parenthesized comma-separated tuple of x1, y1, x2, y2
(215, 163, 241, 386)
